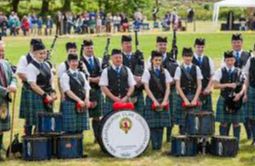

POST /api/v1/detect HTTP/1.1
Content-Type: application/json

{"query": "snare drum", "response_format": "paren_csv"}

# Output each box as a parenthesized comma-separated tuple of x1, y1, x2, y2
(37, 112, 63, 135)
(56, 134, 83, 159)
(99, 110, 150, 159)
(171, 135, 198, 156)
(185, 111, 215, 136)
(210, 136, 238, 157)
(22, 135, 52, 161)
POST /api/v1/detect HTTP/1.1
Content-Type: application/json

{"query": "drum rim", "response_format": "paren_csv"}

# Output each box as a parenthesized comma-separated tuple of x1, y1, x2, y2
(37, 111, 63, 117)
(100, 110, 150, 158)
(57, 133, 83, 139)
(22, 135, 50, 140)
(212, 135, 237, 140)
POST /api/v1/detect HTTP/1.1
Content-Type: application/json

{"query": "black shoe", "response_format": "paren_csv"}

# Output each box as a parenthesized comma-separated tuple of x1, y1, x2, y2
(251, 141, 255, 146)
(82, 153, 88, 158)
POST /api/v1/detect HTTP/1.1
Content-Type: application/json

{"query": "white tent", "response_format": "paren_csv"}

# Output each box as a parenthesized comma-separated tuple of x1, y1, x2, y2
(213, 0, 255, 22)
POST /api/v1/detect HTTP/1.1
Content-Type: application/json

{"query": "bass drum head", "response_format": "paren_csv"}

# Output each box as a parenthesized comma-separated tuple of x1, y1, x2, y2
(100, 110, 150, 159)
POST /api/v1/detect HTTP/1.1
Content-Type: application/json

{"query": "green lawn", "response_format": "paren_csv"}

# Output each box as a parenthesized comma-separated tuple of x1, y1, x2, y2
(2, 31, 255, 166)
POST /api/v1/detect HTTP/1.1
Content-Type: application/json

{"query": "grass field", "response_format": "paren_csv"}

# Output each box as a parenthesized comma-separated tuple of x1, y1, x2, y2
(1, 31, 255, 166)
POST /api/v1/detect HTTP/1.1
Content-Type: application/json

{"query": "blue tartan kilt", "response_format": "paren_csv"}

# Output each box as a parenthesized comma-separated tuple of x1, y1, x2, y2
(0, 103, 10, 132)
(247, 86, 255, 120)
(216, 96, 245, 123)
(88, 88, 103, 118)
(200, 94, 213, 111)
(103, 97, 114, 117)
(174, 94, 201, 126)
(169, 88, 178, 124)
(134, 92, 145, 116)
(60, 100, 90, 132)
(26, 91, 49, 126)
(19, 86, 31, 119)
(144, 97, 171, 128)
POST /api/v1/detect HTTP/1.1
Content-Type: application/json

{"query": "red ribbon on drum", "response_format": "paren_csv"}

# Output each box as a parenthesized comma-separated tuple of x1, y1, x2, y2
(112, 102, 135, 111)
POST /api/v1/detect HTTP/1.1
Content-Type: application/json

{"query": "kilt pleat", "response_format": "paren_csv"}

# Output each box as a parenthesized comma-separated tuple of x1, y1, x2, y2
(216, 96, 245, 123)
(144, 97, 171, 128)
(247, 86, 255, 120)
(200, 94, 213, 111)
(60, 99, 90, 132)
(19, 86, 31, 119)
(134, 92, 145, 116)
(88, 88, 103, 118)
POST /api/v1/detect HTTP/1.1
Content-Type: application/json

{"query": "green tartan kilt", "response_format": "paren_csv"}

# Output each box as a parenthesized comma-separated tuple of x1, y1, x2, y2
(200, 94, 213, 111)
(102, 97, 114, 117)
(19, 86, 31, 119)
(88, 88, 103, 118)
(133, 91, 145, 116)
(144, 97, 171, 128)
(25, 91, 50, 126)
(60, 100, 90, 132)
(216, 96, 245, 123)
(247, 86, 255, 120)
(169, 88, 178, 124)
(174, 94, 201, 126)
(0, 103, 10, 132)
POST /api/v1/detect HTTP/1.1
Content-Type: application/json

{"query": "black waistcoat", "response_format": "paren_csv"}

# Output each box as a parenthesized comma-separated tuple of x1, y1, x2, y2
(31, 60, 52, 93)
(234, 51, 250, 68)
(149, 69, 166, 100)
(192, 56, 210, 90)
(107, 66, 129, 98)
(66, 71, 86, 100)
(180, 64, 197, 95)
(249, 57, 255, 88)
(80, 56, 101, 89)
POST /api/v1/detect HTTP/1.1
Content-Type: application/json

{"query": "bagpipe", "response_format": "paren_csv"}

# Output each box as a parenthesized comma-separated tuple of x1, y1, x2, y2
(168, 29, 178, 61)
(101, 37, 111, 69)
(224, 71, 245, 113)
(45, 35, 58, 70)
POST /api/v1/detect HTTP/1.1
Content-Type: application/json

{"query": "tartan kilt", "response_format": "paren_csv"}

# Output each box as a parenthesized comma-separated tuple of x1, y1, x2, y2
(60, 100, 90, 132)
(200, 94, 213, 111)
(144, 97, 171, 128)
(19, 86, 31, 119)
(88, 88, 103, 118)
(247, 86, 255, 120)
(0, 103, 10, 132)
(174, 94, 200, 126)
(133, 92, 145, 116)
(103, 97, 114, 117)
(216, 96, 245, 123)
(169, 88, 178, 124)
(25, 91, 49, 126)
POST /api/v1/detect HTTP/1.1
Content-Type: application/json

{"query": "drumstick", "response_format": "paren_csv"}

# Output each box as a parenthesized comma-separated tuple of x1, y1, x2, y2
(8, 92, 17, 157)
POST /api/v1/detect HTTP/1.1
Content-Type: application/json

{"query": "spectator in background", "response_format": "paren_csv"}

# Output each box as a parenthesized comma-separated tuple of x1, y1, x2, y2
(113, 14, 121, 33)
(96, 14, 102, 33)
(239, 16, 247, 31)
(56, 11, 62, 35)
(187, 7, 195, 23)
(8, 16, 17, 36)
(45, 15, 53, 35)
(21, 16, 30, 36)
(63, 12, 68, 35)
(121, 15, 129, 32)
(67, 12, 74, 34)
(88, 11, 96, 34)
(252, 13, 255, 30)
(0, 15, 8, 36)
(105, 13, 112, 33)
(30, 13, 38, 35)
(37, 17, 43, 35)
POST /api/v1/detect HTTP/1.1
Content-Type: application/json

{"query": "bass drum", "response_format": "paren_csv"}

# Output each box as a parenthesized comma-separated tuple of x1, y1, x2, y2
(99, 110, 150, 159)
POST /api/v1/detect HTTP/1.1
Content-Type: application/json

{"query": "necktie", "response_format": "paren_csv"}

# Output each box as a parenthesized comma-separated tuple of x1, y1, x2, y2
(127, 54, 131, 60)
(156, 68, 160, 77)
(0, 63, 7, 87)
(89, 57, 94, 69)
(236, 52, 240, 63)
(73, 72, 77, 78)
(186, 66, 191, 73)
(198, 56, 202, 65)
(228, 69, 232, 77)
(116, 67, 120, 74)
